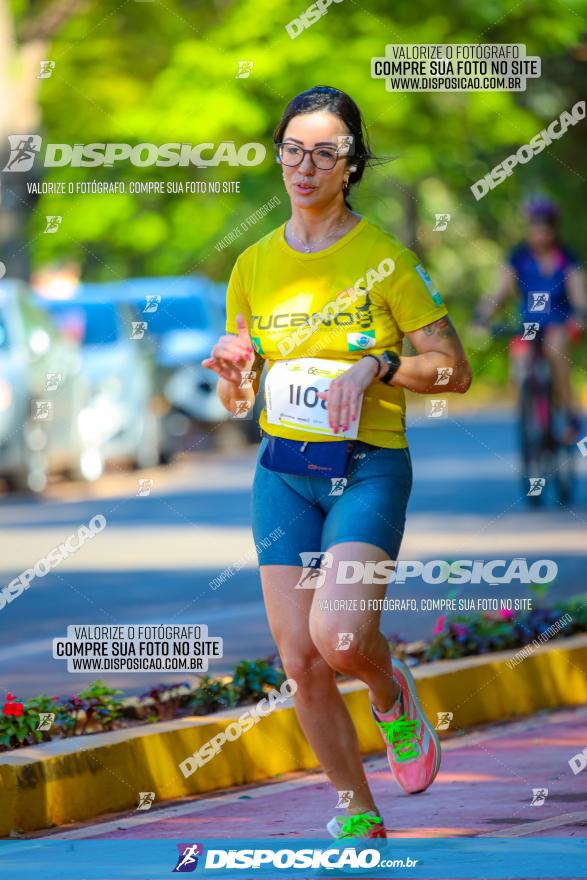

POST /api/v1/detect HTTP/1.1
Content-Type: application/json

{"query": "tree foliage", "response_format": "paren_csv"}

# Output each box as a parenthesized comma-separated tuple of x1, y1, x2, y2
(6, 0, 587, 319)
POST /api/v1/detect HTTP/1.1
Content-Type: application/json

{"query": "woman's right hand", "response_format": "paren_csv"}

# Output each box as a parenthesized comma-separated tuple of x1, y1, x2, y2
(202, 313, 255, 385)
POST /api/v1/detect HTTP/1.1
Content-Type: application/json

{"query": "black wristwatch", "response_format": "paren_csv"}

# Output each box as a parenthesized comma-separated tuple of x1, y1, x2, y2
(378, 350, 401, 385)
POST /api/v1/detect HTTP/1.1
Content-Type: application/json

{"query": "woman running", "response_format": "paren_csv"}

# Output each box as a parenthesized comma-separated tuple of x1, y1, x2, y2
(203, 86, 472, 840)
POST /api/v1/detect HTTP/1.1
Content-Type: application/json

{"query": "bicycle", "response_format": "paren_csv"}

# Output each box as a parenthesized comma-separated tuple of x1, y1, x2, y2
(487, 322, 577, 507)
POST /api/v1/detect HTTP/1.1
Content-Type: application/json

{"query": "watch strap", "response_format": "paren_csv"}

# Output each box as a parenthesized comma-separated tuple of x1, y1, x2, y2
(362, 353, 381, 379)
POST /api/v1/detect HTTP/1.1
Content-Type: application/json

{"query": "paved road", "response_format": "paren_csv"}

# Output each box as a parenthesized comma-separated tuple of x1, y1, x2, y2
(36, 706, 587, 840)
(1, 408, 586, 698)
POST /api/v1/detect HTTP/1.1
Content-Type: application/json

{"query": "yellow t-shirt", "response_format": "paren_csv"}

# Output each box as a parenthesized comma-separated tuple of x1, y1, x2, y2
(225, 216, 448, 448)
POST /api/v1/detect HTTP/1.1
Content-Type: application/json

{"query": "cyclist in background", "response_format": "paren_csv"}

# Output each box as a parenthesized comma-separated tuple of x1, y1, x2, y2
(478, 196, 586, 441)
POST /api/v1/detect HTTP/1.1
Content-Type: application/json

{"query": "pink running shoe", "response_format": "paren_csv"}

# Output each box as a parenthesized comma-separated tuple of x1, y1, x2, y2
(372, 658, 441, 794)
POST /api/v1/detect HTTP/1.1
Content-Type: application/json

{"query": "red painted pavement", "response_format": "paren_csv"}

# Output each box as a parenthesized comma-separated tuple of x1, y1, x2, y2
(45, 706, 587, 841)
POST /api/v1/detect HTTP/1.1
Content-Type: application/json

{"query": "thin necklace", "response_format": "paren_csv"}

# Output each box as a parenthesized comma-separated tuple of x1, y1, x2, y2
(286, 210, 352, 253)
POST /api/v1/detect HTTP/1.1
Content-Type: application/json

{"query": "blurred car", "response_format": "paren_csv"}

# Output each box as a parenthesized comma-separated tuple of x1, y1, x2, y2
(0, 279, 82, 492)
(36, 290, 160, 479)
(95, 277, 233, 455)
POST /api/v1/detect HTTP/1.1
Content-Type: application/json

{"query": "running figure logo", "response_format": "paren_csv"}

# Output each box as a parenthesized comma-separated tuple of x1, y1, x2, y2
(236, 61, 254, 78)
(529, 292, 550, 314)
(329, 477, 347, 496)
(137, 479, 154, 497)
(37, 61, 56, 79)
(31, 400, 53, 420)
(233, 399, 252, 418)
(130, 322, 148, 340)
(522, 322, 540, 341)
(433, 213, 451, 231)
(173, 843, 203, 872)
(435, 711, 453, 731)
(295, 551, 333, 589)
(136, 791, 155, 810)
(45, 372, 63, 391)
(336, 790, 354, 808)
(434, 367, 453, 386)
(143, 294, 161, 313)
(426, 399, 447, 419)
(44, 216, 62, 234)
(336, 135, 354, 156)
(239, 370, 256, 389)
(527, 477, 546, 497)
(3, 135, 42, 172)
(336, 633, 354, 651)
(36, 712, 55, 731)
(530, 788, 548, 806)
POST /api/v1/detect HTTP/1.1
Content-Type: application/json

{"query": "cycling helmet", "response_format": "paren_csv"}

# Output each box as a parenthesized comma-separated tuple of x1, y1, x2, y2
(523, 195, 560, 225)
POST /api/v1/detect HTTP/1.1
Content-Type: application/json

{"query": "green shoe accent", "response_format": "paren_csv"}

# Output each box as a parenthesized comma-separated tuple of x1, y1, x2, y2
(376, 713, 421, 762)
(337, 812, 383, 838)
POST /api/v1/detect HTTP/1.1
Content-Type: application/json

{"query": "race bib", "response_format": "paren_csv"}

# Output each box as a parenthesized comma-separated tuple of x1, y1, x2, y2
(265, 358, 363, 439)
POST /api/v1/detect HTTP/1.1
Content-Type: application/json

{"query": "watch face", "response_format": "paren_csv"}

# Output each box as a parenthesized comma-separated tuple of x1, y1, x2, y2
(381, 351, 400, 384)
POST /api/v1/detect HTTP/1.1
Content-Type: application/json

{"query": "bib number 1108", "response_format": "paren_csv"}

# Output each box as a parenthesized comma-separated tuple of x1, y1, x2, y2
(289, 384, 327, 409)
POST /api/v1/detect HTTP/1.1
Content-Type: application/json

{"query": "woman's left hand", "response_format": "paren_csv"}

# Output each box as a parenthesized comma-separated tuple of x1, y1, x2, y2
(318, 357, 379, 434)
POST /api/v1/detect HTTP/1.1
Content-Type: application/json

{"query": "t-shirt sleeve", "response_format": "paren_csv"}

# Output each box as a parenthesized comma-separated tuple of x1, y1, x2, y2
(387, 249, 449, 333)
(225, 257, 250, 334)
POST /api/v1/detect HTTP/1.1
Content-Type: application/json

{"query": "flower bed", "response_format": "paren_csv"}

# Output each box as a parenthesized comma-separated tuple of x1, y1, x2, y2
(2, 597, 585, 752)
(0, 659, 285, 751)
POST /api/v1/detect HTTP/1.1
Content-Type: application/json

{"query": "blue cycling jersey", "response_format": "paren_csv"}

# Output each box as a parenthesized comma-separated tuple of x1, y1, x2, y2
(508, 242, 578, 325)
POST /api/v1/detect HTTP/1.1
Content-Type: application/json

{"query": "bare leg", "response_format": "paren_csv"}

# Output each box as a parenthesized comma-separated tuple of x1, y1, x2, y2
(544, 324, 573, 412)
(260, 563, 381, 815)
(309, 542, 400, 714)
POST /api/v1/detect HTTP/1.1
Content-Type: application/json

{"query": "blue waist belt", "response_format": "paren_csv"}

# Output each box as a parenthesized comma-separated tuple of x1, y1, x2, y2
(259, 432, 355, 478)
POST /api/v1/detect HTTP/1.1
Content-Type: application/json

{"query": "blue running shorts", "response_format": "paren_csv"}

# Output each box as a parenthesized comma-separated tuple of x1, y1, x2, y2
(251, 437, 413, 566)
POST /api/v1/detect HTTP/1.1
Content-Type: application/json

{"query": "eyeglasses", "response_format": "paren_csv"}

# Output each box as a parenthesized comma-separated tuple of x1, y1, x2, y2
(276, 142, 344, 170)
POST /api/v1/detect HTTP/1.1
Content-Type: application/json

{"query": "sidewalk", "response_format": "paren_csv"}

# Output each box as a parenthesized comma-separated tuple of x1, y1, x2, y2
(40, 705, 587, 841)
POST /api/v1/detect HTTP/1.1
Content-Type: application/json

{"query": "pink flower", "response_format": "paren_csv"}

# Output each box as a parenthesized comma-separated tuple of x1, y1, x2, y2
(499, 608, 514, 619)
(433, 614, 447, 635)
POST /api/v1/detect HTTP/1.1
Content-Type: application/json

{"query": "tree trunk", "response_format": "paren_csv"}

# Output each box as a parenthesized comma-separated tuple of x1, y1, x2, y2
(0, 0, 87, 280)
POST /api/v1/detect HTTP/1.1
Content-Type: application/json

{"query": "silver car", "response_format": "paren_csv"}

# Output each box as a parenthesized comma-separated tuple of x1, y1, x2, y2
(38, 292, 160, 479)
(0, 280, 81, 492)
(97, 277, 234, 455)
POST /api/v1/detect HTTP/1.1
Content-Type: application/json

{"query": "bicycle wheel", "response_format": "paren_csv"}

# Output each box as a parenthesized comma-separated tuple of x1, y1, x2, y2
(552, 409, 576, 506)
(519, 376, 552, 506)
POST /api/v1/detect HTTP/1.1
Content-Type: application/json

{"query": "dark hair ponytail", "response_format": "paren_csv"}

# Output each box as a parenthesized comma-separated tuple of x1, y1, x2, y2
(273, 86, 379, 209)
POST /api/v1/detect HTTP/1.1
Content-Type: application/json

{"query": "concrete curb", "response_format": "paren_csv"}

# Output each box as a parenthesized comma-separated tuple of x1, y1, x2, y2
(1, 633, 586, 836)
